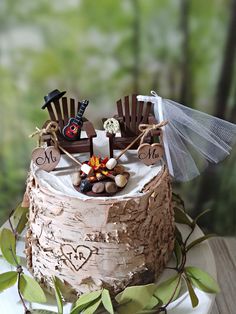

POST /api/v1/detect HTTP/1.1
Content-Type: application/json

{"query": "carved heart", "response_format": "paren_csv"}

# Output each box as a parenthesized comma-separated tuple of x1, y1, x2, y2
(32, 146, 60, 172)
(61, 244, 92, 271)
(138, 143, 163, 166)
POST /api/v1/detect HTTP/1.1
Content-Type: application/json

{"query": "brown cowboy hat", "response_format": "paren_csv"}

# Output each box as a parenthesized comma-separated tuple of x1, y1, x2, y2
(42, 89, 66, 109)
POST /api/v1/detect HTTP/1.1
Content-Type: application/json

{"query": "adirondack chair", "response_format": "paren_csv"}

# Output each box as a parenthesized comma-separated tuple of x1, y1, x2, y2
(106, 94, 160, 157)
(42, 95, 97, 156)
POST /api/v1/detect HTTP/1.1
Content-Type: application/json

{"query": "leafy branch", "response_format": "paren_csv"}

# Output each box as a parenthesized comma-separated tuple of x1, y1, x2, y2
(0, 205, 47, 314)
(0, 197, 220, 314)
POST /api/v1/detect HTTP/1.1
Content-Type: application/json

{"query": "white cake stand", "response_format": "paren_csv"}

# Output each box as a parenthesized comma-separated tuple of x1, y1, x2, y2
(0, 220, 216, 314)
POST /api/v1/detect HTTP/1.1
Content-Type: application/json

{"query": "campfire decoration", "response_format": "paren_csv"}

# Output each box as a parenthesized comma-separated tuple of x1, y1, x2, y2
(72, 155, 130, 197)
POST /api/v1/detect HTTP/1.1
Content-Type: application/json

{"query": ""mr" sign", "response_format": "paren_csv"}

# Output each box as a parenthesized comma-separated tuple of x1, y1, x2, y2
(32, 146, 61, 171)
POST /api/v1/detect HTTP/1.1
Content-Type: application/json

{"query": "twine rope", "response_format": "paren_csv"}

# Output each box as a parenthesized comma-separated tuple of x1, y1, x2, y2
(29, 121, 83, 167)
(138, 120, 168, 144)
(29, 121, 59, 148)
(116, 120, 168, 160)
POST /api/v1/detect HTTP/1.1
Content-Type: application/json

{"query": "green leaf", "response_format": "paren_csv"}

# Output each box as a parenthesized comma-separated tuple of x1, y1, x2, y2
(174, 207, 192, 227)
(0, 228, 19, 266)
(185, 267, 220, 293)
(143, 294, 160, 311)
(53, 277, 63, 314)
(174, 240, 182, 267)
(175, 226, 183, 245)
(30, 311, 57, 314)
(19, 274, 47, 303)
(172, 193, 186, 213)
(186, 234, 216, 252)
(83, 298, 102, 314)
(150, 275, 182, 307)
(12, 204, 29, 234)
(116, 284, 156, 314)
(70, 290, 102, 314)
(184, 276, 199, 308)
(0, 271, 18, 292)
(102, 289, 114, 314)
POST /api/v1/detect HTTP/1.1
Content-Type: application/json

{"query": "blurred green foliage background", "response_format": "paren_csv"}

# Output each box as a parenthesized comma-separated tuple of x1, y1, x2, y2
(0, 0, 235, 234)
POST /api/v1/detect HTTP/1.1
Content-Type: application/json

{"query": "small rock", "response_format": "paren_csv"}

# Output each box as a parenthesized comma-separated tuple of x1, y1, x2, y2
(92, 182, 105, 194)
(105, 182, 118, 194)
(72, 172, 81, 186)
(80, 179, 93, 193)
(115, 174, 128, 188)
(114, 164, 125, 174)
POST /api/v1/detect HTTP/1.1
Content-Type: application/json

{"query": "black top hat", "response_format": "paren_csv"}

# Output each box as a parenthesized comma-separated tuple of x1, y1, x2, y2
(42, 89, 66, 109)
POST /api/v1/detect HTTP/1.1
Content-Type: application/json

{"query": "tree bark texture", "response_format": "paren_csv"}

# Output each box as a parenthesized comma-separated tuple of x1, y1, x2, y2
(25, 167, 174, 302)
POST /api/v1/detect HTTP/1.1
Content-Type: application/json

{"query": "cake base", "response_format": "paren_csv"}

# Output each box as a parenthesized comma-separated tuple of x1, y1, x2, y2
(25, 166, 174, 301)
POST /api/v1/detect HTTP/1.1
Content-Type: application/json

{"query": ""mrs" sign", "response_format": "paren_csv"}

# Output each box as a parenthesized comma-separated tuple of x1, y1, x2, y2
(32, 146, 61, 171)
(138, 143, 163, 166)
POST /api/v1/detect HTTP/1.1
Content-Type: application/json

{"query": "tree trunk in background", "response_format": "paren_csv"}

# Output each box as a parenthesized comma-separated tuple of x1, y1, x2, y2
(215, 0, 236, 119)
(230, 85, 236, 121)
(193, 0, 236, 221)
(179, 0, 191, 105)
(131, 0, 141, 93)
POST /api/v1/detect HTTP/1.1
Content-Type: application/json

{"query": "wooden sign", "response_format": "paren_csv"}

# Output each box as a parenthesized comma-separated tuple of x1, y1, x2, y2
(138, 143, 163, 166)
(32, 146, 61, 171)
(61, 244, 92, 271)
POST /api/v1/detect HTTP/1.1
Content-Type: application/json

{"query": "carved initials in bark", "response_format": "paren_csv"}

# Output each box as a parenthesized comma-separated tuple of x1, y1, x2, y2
(61, 244, 92, 271)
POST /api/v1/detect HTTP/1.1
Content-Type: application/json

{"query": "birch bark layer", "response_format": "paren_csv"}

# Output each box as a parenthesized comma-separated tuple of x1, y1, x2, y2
(25, 167, 174, 301)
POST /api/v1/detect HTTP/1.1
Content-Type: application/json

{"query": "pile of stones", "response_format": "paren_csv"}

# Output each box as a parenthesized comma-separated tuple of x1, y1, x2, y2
(72, 160, 130, 196)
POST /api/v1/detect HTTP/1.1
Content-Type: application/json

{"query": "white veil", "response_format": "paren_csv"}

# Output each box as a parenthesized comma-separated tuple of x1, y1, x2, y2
(137, 91, 236, 182)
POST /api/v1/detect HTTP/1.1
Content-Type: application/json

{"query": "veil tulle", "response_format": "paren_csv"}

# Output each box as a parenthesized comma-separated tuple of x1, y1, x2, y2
(137, 91, 236, 182)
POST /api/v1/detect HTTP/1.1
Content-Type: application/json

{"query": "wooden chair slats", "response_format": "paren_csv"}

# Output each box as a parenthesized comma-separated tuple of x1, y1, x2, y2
(131, 94, 137, 133)
(107, 94, 158, 157)
(142, 101, 152, 123)
(117, 99, 124, 118)
(47, 103, 57, 121)
(62, 97, 69, 125)
(42, 96, 96, 156)
(124, 95, 130, 131)
(137, 101, 144, 129)
(53, 99, 63, 129)
(70, 98, 75, 117)
(116, 99, 125, 136)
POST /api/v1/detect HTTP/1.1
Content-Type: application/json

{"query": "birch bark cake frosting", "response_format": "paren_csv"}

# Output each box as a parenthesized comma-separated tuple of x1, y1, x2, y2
(25, 128, 175, 301)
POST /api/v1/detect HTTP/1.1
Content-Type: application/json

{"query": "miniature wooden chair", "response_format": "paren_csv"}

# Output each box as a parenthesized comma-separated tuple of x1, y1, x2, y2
(42, 96, 97, 156)
(106, 94, 160, 157)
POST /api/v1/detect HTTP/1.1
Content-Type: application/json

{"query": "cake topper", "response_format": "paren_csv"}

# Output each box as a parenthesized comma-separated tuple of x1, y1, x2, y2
(29, 122, 61, 172)
(137, 123, 167, 166)
(103, 118, 120, 134)
(104, 120, 167, 170)
(137, 91, 236, 182)
(72, 155, 130, 196)
(62, 99, 89, 141)
(29, 121, 93, 175)
(42, 89, 66, 109)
